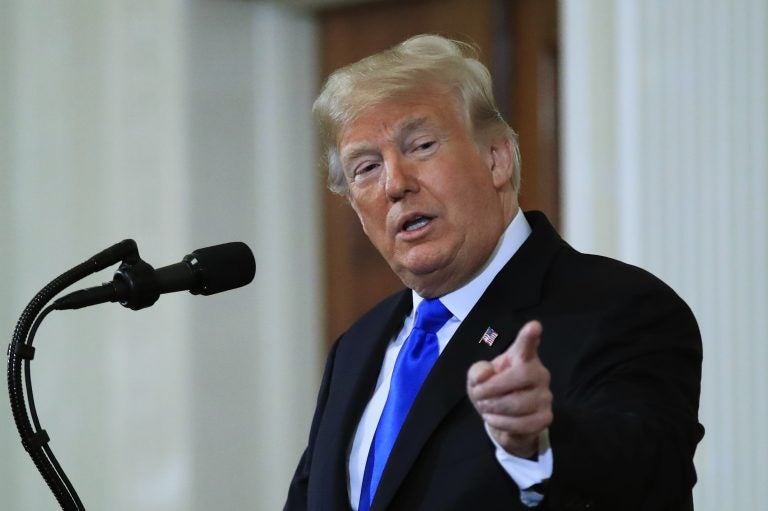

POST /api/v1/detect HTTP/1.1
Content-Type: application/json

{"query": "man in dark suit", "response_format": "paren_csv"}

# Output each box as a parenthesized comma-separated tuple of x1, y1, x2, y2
(285, 34, 703, 510)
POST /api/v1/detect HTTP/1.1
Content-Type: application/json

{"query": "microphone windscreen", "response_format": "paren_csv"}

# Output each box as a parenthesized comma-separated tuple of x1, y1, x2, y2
(189, 242, 256, 295)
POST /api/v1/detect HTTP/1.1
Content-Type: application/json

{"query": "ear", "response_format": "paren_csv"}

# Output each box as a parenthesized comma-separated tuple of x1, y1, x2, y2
(485, 138, 514, 190)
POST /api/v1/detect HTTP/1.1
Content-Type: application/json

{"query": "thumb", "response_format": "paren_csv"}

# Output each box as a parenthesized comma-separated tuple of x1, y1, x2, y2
(507, 320, 543, 362)
(467, 360, 495, 386)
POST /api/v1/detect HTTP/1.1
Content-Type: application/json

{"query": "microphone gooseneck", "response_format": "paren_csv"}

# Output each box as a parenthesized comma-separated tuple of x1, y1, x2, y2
(8, 239, 255, 511)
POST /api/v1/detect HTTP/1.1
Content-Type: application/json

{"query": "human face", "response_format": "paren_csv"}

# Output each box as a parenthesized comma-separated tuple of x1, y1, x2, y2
(338, 90, 517, 297)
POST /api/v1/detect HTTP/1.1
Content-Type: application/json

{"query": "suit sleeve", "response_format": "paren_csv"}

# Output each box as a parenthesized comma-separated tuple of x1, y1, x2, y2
(284, 338, 340, 511)
(544, 283, 704, 510)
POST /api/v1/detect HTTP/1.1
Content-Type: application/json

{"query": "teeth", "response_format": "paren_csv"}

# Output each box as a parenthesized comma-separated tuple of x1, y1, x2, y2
(404, 217, 430, 232)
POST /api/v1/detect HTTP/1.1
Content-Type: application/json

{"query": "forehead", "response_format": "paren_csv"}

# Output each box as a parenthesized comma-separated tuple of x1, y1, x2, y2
(338, 91, 464, 154)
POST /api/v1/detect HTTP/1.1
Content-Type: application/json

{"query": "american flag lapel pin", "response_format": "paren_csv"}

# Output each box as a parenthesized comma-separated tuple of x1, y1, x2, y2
(479, 327, 498, 347)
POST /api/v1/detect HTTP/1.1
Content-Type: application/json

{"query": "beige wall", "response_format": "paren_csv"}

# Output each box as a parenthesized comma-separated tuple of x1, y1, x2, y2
(561, 1, 768, 508)
(0, 1, 320, 509)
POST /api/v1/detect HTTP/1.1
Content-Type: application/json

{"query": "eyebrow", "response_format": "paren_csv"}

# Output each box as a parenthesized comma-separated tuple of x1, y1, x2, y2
(398, 116, 431, 137)
(340, 115, 434, 166)
(340, 144, 378, 168)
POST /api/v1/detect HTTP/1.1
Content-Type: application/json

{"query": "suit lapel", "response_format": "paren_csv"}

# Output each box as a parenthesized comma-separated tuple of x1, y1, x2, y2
(310, 290, 412, 510)
(371, 211, 565, 510)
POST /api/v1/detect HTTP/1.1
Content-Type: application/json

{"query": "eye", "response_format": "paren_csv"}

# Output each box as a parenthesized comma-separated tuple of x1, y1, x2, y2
(410, 138, 438, 155)
(354, 161, 380, 177)
(418, 141, 435, 150)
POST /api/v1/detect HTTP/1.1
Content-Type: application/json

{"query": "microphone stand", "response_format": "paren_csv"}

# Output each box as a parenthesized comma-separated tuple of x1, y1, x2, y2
(6, 240, 140, 510)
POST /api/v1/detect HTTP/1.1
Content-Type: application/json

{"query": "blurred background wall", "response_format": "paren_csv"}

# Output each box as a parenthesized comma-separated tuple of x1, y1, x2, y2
(1, 0, 765, 509)
(1, 1, 320, 509)
(562, 2, 767, 509)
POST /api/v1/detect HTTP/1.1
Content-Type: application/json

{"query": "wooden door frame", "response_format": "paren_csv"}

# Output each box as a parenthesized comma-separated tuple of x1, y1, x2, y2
(316, 0, 559, 342)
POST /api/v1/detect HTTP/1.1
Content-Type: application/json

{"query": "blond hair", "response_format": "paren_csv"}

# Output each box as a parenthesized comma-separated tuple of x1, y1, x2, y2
(313, 34, 521, 195)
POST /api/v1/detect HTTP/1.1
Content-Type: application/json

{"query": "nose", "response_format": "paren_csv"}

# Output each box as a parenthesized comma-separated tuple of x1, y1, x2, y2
(384, 154, 418, 201)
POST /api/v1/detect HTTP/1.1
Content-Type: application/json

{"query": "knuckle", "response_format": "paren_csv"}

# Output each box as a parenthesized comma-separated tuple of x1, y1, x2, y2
(505, 400, 522, 416)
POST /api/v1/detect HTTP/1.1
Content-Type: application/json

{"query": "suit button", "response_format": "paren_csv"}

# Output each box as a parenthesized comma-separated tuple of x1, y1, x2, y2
(564, 493, 595, 510)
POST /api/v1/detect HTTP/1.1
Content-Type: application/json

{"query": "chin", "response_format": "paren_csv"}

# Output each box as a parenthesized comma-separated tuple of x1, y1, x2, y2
(398, 256, 444, 278)
(396, 264, 453, 297)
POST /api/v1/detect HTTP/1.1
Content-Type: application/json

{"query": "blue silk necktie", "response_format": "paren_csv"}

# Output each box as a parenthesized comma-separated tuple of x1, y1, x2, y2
(358, 298, 453, 511)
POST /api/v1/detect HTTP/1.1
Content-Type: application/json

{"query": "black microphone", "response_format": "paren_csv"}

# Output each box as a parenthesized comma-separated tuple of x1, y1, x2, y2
(53, 242, 256, 311)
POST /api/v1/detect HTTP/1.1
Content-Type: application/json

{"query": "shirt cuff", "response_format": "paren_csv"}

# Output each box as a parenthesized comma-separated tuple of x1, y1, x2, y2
(484, 424, 553, 506)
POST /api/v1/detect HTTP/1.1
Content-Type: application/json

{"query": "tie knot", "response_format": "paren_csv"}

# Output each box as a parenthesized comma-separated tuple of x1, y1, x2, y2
(413, 298, 452, 334)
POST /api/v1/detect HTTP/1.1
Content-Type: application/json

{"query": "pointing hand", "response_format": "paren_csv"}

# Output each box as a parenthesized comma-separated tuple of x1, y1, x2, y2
(467, 321, 552, 458)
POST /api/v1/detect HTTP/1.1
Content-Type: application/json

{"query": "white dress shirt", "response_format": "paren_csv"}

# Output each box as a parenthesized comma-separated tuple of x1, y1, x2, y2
(347, 209, 553, 509)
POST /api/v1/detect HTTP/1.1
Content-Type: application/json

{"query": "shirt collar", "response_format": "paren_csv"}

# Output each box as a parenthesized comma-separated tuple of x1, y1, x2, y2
(412, 208, 532, 320)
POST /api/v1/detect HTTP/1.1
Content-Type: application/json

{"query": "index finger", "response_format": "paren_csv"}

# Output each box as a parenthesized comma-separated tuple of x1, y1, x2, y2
(506, 320, 543, 363)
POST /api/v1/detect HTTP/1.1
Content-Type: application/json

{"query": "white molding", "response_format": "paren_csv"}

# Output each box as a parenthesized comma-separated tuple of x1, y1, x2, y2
(561, 1, 768, 508)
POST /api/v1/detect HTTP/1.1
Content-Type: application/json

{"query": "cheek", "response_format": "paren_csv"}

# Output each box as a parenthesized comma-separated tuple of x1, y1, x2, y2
(349, 198, 371, 236)
(350, 199, 388, 242)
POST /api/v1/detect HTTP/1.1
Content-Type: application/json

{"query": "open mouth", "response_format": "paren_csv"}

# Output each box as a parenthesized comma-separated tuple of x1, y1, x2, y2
(402, 215, 433, 232)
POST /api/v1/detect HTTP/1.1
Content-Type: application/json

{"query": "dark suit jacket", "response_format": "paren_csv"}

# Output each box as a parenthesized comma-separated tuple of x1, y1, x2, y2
(285, 211, 703, 511)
